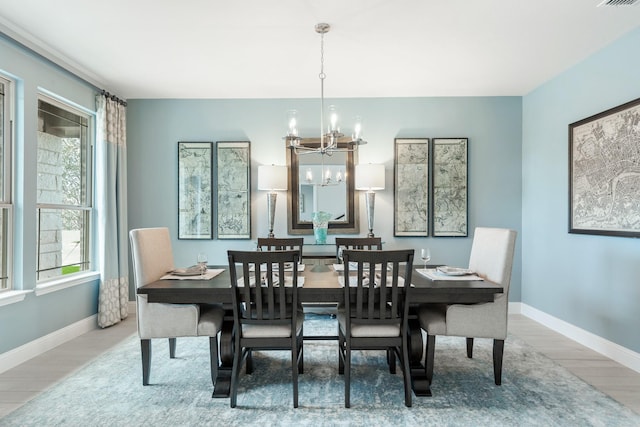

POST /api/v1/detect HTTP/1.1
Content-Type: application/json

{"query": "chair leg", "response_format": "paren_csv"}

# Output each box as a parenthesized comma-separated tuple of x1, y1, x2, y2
(246, 349, 253, 375)
(230, 338, 242, 408)
(466, 337, 474, 358)
(299, 326, 304, 374)
(344, 343, 351, 408)
(209, 335, 219, 386)
(141, 339, 151, 386)
(291, 339, 299, 408)
(338, 328, 345, 375)
(425, 334, 435, 385)
(493, 339, 505, 385)
(169, 338, 177, 358)
(401, 337, 412, 407)
(297, 336, 304, 374)
(388, 348, 396, 374)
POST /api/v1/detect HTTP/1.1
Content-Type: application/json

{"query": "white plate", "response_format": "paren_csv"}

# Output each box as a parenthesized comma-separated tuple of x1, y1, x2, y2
(436, 266, 473, 276)
(170, 267, 202, 276)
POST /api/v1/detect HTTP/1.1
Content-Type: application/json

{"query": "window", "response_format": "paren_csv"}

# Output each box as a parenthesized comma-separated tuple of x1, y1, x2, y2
(0, 76, 13, 291)
(36, 96, 92, 281)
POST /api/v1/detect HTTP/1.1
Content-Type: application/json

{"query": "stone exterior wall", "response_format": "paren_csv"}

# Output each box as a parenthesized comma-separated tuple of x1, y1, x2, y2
(37, 131, 64, 279)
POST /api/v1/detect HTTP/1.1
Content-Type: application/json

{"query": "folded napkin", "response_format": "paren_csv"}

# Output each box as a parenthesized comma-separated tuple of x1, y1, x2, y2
(237, 275, 305, 287)
(338, 275, 406, 287)
(161, 268, 225, 280)
(417, 268, 483, 281)
(333, 263, 389, 272)
(249, 263, 305, 272)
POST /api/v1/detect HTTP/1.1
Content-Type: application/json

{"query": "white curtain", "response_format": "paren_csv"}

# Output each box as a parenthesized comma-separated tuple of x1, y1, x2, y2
(96, 94, 129, 328)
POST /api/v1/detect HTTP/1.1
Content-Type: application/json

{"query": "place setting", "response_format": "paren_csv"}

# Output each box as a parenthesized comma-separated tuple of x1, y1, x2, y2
(161, 252, 225, 280)
(415, 248, 484, 281)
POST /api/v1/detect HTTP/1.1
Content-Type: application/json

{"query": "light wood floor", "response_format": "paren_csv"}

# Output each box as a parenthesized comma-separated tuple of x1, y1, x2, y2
(0, 313, 639, 418)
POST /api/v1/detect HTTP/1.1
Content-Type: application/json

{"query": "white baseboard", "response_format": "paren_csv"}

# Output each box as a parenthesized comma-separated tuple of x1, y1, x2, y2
(0, 314, 98, 374)
(515, 302, 640, 373)
(0, 301, 137, 375)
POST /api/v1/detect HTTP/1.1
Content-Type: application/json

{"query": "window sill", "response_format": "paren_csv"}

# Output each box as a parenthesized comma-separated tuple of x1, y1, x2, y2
(35, 271, 101, 296)
(0, 290, 33, 307)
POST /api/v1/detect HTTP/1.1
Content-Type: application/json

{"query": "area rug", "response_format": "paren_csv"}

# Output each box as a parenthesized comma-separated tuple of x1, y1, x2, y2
(2, 314, 639, 426)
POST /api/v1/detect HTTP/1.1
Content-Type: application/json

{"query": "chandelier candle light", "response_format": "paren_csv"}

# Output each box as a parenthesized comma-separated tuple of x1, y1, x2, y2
(257, 165, 288, 238)
(355, 164, 385, 238)
(284, 23, 367, 155)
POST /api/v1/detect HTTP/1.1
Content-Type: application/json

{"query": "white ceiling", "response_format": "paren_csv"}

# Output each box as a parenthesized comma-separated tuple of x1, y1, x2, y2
(0, 0, 639, 100)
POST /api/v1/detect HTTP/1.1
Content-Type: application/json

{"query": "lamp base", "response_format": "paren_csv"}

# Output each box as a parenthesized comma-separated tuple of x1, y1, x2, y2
(365, 191, 376, 239)
(266, 192, 277, 239)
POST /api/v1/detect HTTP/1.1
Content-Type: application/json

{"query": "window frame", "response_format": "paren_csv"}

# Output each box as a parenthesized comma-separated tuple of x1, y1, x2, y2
(35, 93, 94, 283)
(0, 74, 14, 292)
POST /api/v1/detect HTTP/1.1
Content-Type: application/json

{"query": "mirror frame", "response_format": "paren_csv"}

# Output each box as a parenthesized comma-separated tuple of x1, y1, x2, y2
(286, 138, 359, 235)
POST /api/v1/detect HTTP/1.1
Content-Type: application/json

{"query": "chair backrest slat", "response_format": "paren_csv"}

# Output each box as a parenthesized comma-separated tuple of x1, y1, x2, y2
(228, 250, 300, 330)
(257, 237, 304, 258)
(335, 237, 382, 262)
(342, 249, 414, 327)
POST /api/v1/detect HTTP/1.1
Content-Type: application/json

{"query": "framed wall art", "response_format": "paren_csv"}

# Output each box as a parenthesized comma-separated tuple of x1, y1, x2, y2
(394, 138, 429, 236)
(215, 141, 251, 239)
(432, 138, 468, 237)
(177, 141, 213, 239)
(569, 97, 640, 237)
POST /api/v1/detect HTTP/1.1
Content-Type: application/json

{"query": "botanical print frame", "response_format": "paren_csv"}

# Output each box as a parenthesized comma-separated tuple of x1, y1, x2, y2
(432, 138, 468, 237)
(215, 141, 251, 239)
(569, 97, 640, 237)
(178, 142, 213, 239)
(394, 138, 429, 236)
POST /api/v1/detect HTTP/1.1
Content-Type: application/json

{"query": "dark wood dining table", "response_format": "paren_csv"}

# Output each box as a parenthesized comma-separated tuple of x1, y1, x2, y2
(137, 265, 502, 398)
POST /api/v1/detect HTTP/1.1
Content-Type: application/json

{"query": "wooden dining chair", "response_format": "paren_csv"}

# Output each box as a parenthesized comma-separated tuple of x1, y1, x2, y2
(418, 227, 517, 386)
(334, 237, 383, 262)
(338, 249, 414, 407)
(257, 237, 304, 258)
(227, 249, 304, 408)
(129, 227, 224, 386)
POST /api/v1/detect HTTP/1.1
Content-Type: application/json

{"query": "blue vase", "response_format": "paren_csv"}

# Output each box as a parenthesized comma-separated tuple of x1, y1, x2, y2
(314, 225, 328, 244)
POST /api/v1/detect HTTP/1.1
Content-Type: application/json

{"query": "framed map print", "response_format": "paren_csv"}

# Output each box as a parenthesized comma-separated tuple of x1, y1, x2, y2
(215, 141, 251, 239)
(178, 142, 213, 239)
(394, 138, 429, 236)
(432, 138, 468, 237)
(569, 97, 640, 237)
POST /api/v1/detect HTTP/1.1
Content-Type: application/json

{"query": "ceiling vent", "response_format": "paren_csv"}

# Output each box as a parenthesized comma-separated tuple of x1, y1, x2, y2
(597, 0, 638, 6)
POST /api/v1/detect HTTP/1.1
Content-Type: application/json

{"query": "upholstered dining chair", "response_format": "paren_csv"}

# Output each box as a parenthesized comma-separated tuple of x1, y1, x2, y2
(227, 249, 304, 408)
(338, 249, 414, 408)
(418, 227, 517, 386)
(129, 227, 225, 386)
(257, 237, 304, 258)
(334, 237, 383, 262)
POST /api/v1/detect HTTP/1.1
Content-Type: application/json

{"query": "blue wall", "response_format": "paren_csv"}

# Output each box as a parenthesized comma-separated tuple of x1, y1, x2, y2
(127, 96, 523, 301)
(0, 36, 100, 353)
(522, 27, 640, 353)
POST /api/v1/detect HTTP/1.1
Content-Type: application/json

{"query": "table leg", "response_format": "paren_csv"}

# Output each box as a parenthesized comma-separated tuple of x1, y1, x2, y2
(407, 317, 432, 397)
(212, 319, 234, 398)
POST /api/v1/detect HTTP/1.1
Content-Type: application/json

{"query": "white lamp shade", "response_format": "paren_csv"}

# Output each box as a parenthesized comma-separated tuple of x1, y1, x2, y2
(258, 165, 288, 191)
(355, 163, 385, 190)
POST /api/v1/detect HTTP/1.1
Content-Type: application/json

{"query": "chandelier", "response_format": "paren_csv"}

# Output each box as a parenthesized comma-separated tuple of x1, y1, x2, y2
(284, 23, 367, 155)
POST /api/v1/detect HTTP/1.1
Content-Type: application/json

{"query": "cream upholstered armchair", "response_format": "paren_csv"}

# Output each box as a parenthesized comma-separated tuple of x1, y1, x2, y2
(129, 227, 224, 386)
(418, 227, 517, 386)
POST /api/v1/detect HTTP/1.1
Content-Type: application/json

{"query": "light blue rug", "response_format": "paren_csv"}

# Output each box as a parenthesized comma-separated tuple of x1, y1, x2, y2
(2, 314, 639, 426)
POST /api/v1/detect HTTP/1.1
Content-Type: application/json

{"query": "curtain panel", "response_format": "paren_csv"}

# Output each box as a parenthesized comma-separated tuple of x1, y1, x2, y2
(96, 94, 129, 328)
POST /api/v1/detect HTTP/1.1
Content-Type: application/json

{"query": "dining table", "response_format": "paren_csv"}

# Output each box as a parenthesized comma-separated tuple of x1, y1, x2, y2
(137, 264, 503, 398)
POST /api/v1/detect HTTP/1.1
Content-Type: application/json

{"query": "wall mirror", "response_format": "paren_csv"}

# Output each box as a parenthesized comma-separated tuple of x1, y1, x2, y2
(286, 138, 359, 235)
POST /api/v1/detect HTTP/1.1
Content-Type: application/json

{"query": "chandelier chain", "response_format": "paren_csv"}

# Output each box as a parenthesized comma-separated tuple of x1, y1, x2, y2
(319, 30, 326, 81)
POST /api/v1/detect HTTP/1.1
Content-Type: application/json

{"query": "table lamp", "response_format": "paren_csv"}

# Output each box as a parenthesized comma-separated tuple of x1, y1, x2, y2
(355, 163, 385, 237)
(258, 165, 288, 238)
